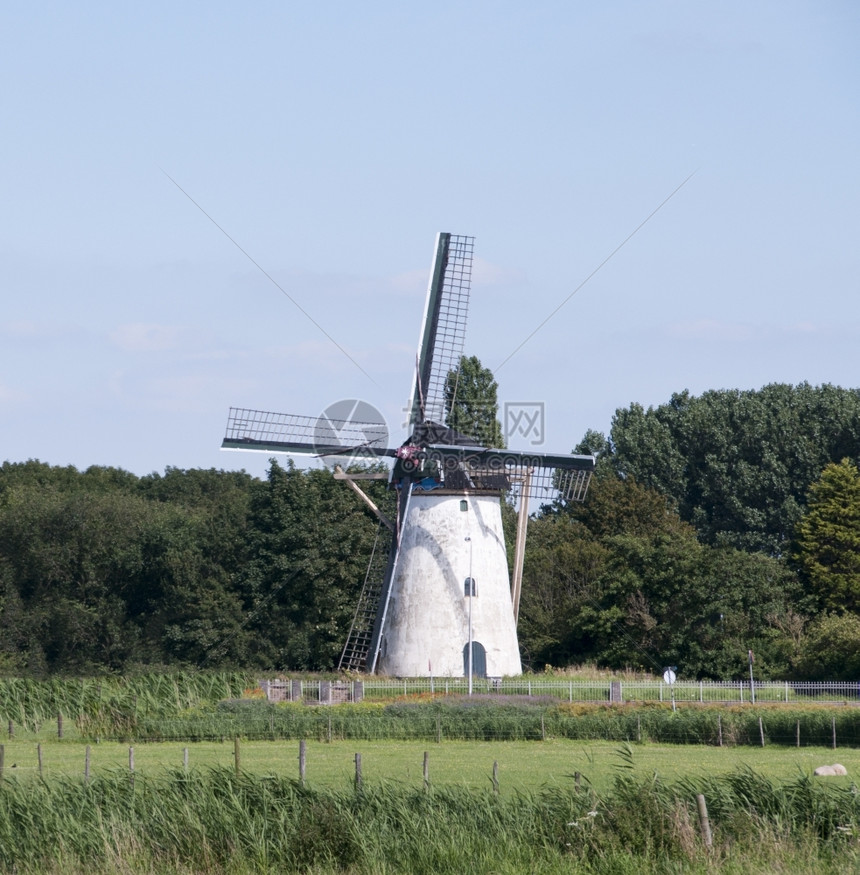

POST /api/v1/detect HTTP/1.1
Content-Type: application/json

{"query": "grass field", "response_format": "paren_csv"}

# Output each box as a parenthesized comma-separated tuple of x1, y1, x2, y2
(4, 737, 859, 795)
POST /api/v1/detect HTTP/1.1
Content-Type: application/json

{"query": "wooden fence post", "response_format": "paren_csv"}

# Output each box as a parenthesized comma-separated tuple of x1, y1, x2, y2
(696, 794, 713, 848)
(574, 771, 581, 793)
(234, 737, 241, 776)
(299, 740, 306, 786)
(57, 713, 63, 739)
(759, 717, 765, 747)
(717, 714, 723, 747)
(491, 760, 499, 795)
(183, 747, 189, 771)
(423, 751, 429, 791)
(7, 720, 12, 739)
(37, 743, 43, 777)
(354, 753, 362, 790)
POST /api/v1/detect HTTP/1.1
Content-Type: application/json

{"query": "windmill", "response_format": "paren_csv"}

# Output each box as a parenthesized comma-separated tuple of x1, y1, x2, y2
(222, 233, 595, 678)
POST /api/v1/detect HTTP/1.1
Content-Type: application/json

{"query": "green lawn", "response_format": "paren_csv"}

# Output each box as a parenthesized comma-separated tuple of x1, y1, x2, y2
(4, 737, 858, 795)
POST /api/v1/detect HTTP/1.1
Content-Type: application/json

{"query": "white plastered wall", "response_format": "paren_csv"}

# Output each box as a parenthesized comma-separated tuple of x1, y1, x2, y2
(376, 492, 522, 677)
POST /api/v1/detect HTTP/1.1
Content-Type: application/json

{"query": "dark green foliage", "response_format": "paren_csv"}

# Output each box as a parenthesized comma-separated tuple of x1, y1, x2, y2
(0, 459, 383, 675)
(602, 383, 860, 555)
(236, 459, 388, 670)
(520, 484, 803, 678)
(517, 515, 613, 668)
(793, 613, 860, 680)
(794, 459, 860, 612)
(444, 354, 505, 446)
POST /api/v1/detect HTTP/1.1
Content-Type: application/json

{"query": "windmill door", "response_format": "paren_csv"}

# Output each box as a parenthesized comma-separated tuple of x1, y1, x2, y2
(463, 642, 487, 678)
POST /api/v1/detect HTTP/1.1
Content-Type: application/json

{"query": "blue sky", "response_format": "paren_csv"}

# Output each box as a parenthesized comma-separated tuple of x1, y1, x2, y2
(2, 2, 858, 478)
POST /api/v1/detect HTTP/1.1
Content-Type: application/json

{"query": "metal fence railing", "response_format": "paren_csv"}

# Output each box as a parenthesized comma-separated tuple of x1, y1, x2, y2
(263, 678, 860, 706)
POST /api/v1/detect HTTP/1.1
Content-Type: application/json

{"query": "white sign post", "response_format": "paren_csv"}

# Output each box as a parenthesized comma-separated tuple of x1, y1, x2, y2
(663, 668, 677, 712)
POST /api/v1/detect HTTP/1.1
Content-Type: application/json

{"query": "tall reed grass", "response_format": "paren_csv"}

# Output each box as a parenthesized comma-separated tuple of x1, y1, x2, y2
(1, 762, 858, 873)
(126, 699, 860, 747)
(0, 671, 253, 734)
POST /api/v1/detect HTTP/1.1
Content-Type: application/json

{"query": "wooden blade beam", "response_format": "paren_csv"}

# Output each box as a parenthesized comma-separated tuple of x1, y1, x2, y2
(334, 466, 394, 531)
(510, 469, 532, 626)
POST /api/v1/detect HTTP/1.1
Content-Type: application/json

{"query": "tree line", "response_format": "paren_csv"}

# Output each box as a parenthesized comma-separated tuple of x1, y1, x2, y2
(2, 380, 860, 679)
(0, 460, 385, 675)
(519, 382, 860, 679)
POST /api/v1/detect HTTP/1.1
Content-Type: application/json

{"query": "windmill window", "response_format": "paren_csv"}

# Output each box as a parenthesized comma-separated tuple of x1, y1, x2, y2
(464, 577, 477, 597)
(460, 500, 468, 512)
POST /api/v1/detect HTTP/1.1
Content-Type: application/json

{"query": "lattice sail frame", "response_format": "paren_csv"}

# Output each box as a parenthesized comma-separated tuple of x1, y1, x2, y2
(414, 446, 594, 503)
(408, 233, 473, 427)
(222, 407, 391, 457)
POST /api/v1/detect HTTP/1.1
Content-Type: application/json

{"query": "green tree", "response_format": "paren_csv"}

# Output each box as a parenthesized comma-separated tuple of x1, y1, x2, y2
(793, 458, 860, 612)
(565, 475, 690, 540)
(238, 460, 386, 670)
(519, 490, 803, 678)
(599, 383, 860, 554)
(793, 612, 860, 679)
(517, 516, 611, 668)
(0, 461, 259, 674)
(445, 355, 505, 447)
(0, 485, 153, 672)
(577, 531, 802, 679)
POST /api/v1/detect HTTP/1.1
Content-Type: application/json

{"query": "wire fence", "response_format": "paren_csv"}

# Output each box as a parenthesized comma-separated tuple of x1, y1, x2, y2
(5, 679, 860, 747)
(264, 678, 860, 706)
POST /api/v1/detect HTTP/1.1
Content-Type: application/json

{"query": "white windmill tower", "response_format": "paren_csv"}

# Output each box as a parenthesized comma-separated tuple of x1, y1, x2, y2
(222, 233, 595, 679)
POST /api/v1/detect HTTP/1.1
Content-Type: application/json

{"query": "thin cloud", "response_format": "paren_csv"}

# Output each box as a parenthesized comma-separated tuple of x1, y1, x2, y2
(110, 323, 183, 352)
(390, 268, 427, 296)
(472, 257, 526, 287)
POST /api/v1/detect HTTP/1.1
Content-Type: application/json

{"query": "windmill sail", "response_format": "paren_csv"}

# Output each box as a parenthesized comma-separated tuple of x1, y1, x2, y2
(222, 407, 391, 458)
(407, 233, 473, 427)
(413, 445, 594, 502)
